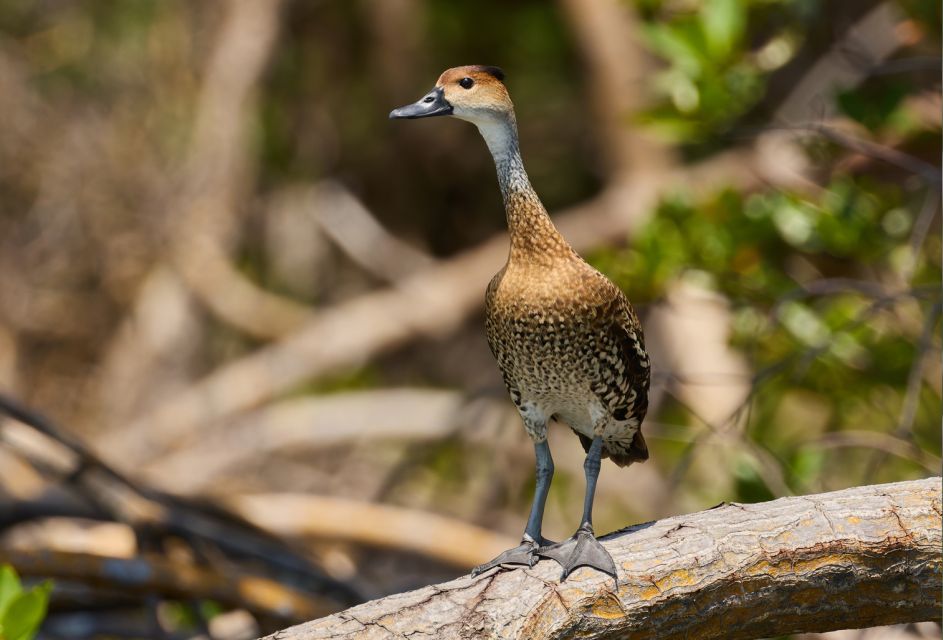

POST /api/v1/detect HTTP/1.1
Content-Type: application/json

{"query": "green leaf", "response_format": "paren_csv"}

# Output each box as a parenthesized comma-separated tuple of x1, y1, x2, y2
(836, 82, 908, 132)
(1, 585, 51, 640)
(635, 110, 704, 141)
(0, 565, 22, 620)
(641, 22, 704, 76)
(701, 0, 745, 59)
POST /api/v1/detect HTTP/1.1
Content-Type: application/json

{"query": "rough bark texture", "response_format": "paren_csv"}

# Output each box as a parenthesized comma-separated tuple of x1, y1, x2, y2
(262, 478, 942, 640)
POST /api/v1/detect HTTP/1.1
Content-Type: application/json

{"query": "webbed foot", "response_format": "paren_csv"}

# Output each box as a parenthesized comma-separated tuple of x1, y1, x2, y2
(537, 524, 617, 581)
(471, 536, 554, 577)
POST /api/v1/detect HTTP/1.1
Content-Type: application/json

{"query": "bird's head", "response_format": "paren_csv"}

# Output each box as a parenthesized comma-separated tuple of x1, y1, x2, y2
(389, 65, 512, 127)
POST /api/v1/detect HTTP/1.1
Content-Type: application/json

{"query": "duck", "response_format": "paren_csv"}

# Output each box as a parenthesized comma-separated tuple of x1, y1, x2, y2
(390, 65, 650, 581)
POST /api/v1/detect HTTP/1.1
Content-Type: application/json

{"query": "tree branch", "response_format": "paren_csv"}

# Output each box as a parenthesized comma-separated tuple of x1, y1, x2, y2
(263, 477, 942, 640)
(228, 493, 518, 570)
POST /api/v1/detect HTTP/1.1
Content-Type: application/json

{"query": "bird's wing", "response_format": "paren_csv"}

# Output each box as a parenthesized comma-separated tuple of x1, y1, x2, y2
(588, 280, 651, 429)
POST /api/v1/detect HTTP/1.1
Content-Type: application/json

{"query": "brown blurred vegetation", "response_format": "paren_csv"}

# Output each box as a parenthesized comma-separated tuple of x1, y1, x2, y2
(0, 0, 939, 638)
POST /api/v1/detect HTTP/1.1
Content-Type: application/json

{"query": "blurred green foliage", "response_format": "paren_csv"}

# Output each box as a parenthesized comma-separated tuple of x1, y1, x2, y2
(590, 0, 941, 499)
(597, 177, 940, 491)
(601, 177, 935, 301)
(0, 566, 50, 640)
(635, 0, 809, 143)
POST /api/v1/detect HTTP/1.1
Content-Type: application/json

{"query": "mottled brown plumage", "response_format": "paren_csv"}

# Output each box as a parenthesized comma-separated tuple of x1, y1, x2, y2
(484, 188, 650, 467)
(391, 65, 650, 581)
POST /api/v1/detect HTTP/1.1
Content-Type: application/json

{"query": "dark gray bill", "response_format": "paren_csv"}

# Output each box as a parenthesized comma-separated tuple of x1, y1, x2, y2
(389, 87, 453, 119)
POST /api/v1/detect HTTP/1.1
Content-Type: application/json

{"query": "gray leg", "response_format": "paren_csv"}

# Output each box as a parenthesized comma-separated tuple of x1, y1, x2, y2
(523, 440, 554, 543)
(538, 436, 617, 581)
(579, 436, 603, 528)
(471, 440, 555, 577)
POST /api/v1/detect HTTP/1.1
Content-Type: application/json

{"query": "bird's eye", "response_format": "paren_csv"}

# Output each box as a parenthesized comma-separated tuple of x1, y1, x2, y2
(459, 77, 475, 89)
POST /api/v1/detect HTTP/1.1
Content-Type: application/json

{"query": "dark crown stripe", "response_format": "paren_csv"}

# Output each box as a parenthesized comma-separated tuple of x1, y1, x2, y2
(476, 65, 505, 81)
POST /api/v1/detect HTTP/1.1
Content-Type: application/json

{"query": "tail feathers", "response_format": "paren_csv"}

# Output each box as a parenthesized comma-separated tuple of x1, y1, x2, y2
(572, 429, 649, 468)
(610, 431, 648, 467)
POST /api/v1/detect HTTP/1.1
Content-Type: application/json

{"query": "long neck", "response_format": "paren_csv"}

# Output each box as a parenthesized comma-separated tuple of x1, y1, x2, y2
(476, 118, 570, 262)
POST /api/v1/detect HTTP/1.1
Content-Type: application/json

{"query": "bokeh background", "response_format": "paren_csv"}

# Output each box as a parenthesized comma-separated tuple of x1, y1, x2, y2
(0, 0, 939, 638)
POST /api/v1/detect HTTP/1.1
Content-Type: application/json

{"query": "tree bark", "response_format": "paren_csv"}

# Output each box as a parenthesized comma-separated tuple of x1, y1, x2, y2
(262, 477, 942, 640)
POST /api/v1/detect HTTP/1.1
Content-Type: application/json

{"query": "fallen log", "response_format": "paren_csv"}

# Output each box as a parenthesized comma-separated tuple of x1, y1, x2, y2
(262, 477, 942, 640)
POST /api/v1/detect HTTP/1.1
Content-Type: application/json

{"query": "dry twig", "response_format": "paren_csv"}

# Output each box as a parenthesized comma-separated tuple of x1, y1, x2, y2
(169, 0, 315, 340)
(558, 0, 674, 177)
(230, 494, 518, 570)
(0, 392, 363, 609)
(142, 389, 474, 492)
(3, 549, 334, 622)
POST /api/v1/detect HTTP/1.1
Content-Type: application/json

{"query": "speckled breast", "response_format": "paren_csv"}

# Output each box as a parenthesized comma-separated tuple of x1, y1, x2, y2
(491, 307, 595, 397)
(484, 257, 650, 441)
(485, 267, 611, 411)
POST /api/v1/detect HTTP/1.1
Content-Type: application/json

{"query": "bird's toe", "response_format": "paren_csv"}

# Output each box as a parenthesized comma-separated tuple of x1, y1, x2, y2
(471, 539, 540, 577)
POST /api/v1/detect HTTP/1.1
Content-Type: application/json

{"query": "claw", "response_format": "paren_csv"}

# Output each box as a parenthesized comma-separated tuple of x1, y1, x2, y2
(537, 524, 617, 582)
